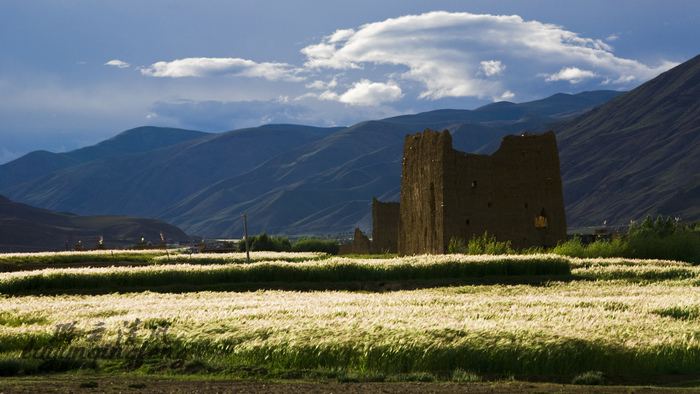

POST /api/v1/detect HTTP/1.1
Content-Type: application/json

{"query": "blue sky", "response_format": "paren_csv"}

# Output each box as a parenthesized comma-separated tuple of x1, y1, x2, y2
(1, 0, 698, 163)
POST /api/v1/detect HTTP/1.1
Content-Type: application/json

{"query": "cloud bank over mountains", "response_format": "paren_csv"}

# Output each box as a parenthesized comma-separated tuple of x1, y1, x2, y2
(136, 11, 676, 110)
(3, 2, 693, 164)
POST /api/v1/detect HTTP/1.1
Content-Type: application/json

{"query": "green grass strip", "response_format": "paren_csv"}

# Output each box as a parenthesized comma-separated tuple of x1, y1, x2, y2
(0, 255, 570, 294)
(7, 329, 700, 376)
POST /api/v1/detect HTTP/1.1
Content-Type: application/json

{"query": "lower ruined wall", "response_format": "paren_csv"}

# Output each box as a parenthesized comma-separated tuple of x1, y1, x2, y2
(371, 198, 400, 254)
(351, 227, 371, 255)
(398, 129, 567, 256)
(338, 243, 353, 255)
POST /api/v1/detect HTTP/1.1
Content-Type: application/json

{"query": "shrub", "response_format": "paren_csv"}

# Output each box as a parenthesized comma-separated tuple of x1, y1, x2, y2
(237, 233, 291, 252)
(583, 238, 628, 258)
(551, 237, 587, 258)
(447, 237, 467, 254)
(292, 238, 340, 255)
(451, 369, 482, 382)
(469, 232, 514, 255)
(448, 232, 514, 255)
(571, 371, 605, 385)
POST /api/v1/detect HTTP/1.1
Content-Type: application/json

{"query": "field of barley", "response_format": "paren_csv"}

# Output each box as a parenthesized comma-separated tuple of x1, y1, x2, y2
(2, 250, 700, 384)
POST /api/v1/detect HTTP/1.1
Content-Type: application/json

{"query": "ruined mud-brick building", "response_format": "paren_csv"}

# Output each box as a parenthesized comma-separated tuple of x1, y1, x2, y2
(339, 199, 400, 255)
(339, 227, 372, 255)
(398, 129, 566, 256)
(371, 198, 400, 254)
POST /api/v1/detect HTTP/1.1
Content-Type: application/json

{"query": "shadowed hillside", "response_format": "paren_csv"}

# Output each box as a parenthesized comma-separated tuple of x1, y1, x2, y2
(3, 125, 341, 218)
(2, 91, 622, 238)
(0, 126, 210, 191)
(551, 54, 700, 229)
(158, 91, 621, 237)
(0, 194, 190, 252)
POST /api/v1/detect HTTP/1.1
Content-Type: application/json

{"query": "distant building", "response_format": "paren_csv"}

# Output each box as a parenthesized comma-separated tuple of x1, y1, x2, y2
(397, 129, 567, 255)
(346, 129, 567, 256)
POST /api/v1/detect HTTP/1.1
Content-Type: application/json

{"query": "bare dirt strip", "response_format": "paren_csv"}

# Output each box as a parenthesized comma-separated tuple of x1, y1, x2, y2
(0, 375, 697, 393)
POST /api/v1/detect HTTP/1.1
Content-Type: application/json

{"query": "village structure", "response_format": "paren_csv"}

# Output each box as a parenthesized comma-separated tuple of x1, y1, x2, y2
(345, 129, 567, 256)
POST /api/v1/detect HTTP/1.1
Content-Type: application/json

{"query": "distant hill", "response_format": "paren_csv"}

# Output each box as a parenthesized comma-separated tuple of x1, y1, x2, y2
(550, 54, 700, 229)
(3, 125, 342, 218)
(157, 91, 622, 237)
(0, 194, 190, 252)
(65, 126, 213, 162)
(2, 90, 623, 239)
(0, 126, 210, 191)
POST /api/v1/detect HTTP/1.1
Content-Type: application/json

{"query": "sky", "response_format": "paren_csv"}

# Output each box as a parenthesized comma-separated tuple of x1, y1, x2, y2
(1, 1, 698, 164)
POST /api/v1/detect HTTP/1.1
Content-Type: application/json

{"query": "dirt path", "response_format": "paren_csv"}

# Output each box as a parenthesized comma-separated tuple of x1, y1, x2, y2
(0, 375, 693, 393)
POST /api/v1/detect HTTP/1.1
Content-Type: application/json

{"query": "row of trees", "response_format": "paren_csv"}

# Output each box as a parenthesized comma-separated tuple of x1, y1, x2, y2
(236, 232, 340, 255)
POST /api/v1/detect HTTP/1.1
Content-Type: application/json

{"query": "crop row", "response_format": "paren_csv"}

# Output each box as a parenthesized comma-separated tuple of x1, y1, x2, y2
(0, 254, 570, 294)
(2, 274, 700, 375)
(0, 250, 326, 267)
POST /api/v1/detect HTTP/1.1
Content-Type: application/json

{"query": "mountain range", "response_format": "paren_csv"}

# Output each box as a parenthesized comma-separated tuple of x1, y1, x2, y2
(0, 194, 189, 253)
(554, 54, 700, 228)
(2, 54, 699, 240)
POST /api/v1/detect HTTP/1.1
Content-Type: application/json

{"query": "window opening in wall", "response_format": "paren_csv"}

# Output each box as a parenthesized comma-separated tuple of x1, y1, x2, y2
(487, 202, 492, 208)
(524, 203, 528, 209)
(466, 219, 470, 225)
(471, 181, 476, 188)
(535, 208, 548, 228)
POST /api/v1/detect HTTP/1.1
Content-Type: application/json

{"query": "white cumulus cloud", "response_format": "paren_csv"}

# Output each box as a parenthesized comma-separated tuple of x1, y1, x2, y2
(479, 60, 506, 77)
(104, 59, 130, 68)
(140, 57, 304, 82)
(300, 11, 677, 102)
(132, 11, 678, 119)
(335, 80, 403, 106)
(306, 77, 338, 90)
(543, 67, 598, 84)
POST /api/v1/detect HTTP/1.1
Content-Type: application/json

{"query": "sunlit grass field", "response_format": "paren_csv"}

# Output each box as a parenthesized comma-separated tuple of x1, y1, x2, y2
(2, 250, 700, 382)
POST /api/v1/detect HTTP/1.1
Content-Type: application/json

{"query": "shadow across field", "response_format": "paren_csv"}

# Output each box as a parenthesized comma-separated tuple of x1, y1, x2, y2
(6, 275, 582, 296)
(0, 261, 153, 273)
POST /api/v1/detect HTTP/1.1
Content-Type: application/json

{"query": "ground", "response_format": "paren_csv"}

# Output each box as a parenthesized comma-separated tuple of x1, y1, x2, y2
(3, 260, 700, 392)
(1, 375, 699, 393)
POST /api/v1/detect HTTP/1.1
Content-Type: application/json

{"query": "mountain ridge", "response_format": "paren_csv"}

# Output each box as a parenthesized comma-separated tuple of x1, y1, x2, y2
(10, 82, 697, 239)
(0, 126, 210, 191)
(3, 126, 337, 217)
(156, 91, 624, 236)
(552, 54, 700, 228)
(0, 194, 190, 252)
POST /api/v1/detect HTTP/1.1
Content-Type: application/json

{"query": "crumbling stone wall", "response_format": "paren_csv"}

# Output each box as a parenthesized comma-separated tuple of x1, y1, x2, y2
(371, 198, 400, 254)
(351, 227, 371, 254)
(338, 243, 353, 255)
(398, 129, 566, 256)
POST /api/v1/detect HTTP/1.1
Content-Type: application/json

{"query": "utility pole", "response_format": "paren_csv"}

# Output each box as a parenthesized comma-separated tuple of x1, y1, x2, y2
(243, 213, 250, 264)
